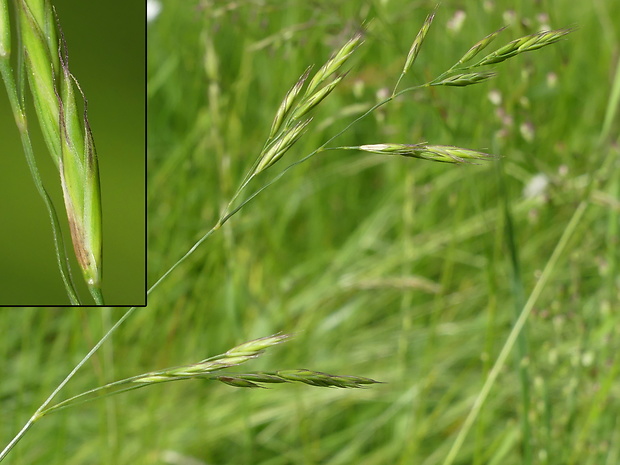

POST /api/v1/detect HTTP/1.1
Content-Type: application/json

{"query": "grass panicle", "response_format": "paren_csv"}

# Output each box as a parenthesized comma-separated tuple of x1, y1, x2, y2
(255, 117, 313, 174)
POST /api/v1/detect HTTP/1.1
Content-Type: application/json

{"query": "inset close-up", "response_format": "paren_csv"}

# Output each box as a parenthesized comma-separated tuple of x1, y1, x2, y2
(0, 0, 145, 306)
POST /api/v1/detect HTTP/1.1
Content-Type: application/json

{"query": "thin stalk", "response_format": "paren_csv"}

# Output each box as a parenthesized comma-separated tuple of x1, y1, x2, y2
(37, 382, 169, 417)
(442, 144, 616, 465)
(498, 161, 531, 464)
(89, 286, 104, 305)
(145, 225, 220, 295)
(598, 57, 620, 145)
(0, 305, 131, 461)
(442, 200, 589, 465)
(39, 373, 186, 417)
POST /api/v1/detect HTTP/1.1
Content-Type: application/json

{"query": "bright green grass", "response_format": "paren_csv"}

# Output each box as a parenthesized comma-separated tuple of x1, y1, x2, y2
(3, 0, 619, 463)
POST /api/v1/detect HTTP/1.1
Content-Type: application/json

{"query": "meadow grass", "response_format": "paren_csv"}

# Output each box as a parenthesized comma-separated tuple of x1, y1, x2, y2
(3, 0, 620, 463)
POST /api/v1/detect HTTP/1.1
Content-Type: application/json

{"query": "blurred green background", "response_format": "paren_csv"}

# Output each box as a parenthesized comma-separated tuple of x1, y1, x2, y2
(0, 0, 145, 305)
(4, 0, 620, 464)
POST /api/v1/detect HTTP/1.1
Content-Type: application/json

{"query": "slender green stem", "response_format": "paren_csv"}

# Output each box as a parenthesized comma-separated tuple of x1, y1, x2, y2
(39, 383, 168, 417)
(145, 225, 220, 295)
(39, 374, 169, 417)
(498, 162, 531, 463)
(0, 305, 131, 461)
(598, 55, 620, 145)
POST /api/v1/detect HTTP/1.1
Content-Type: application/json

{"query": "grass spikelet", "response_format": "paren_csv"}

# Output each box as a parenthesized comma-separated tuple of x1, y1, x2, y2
(393, 8, 436, 93)
(132, 334, 292, 381)
(352, 143, 498, 164)
(222, 333, 291, 358)
(56, 30, 102, 295)
(255, 118, 313, 174)
(415, 145, 497, 164)
(217, 370, 382, 389)
(17, 0, 61, 163)
(474, 27, 574, 66)
(227, 372, 288, 384)
(456, 26, 507, 65)
(0, 0, 83, 303)
(268, 65, 312, 139)
(275, 369, 380, 388)
(217, 376, 264, 388)
(291, 73, 346, 120)
(402, 10, 436, 75)
(304, 32, 363, 97)
(432, 71, 496, 87)
(356, 143, 426, 155)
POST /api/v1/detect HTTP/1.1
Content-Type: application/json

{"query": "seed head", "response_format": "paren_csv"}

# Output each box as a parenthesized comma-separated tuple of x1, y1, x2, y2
(269, 66, 312, 139)
(475, 28, 573, 67)
(433, 72, 497, 87)
(402, 9, 436, 75)
(225, 333, 291, 357)
(456, 26, 507, 65)
(291, 73, 346, 121)
(357, 143, 498, 164)
(304, 32, 363, 97)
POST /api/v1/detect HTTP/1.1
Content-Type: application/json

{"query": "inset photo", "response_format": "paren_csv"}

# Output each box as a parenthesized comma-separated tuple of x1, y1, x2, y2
(0, 0, 145, 306)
